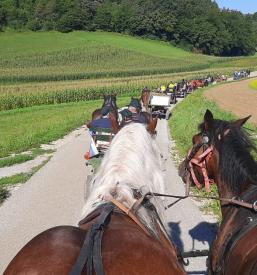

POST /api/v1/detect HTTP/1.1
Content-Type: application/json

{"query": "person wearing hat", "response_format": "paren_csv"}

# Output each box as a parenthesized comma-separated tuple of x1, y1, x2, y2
(120, 98, 148, 126)
(120, 109, 133, 126)
(128, 98, 142, 112)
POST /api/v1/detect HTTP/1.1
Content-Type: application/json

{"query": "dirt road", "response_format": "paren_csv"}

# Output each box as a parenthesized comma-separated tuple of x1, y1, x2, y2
(205, 77, 257, 125)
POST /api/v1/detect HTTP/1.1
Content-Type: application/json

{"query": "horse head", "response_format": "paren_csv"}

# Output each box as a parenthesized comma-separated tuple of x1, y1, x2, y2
(178, 109, 253, 195)
(141, 88, 151, 112)
(103, 94, 117, 110)
(179, 110, 249, 191)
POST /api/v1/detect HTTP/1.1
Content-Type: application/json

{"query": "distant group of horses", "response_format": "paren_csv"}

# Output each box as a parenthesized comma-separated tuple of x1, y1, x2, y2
(4, 91, 257, 274)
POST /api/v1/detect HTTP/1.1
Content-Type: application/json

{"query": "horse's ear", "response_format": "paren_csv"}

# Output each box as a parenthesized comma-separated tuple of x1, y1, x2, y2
(204, 109, 214, 131)
(232, 115, 251, 128)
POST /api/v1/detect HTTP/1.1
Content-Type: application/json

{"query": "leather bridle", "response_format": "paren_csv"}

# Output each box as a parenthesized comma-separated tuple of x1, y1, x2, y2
(185, 134, 214, 192)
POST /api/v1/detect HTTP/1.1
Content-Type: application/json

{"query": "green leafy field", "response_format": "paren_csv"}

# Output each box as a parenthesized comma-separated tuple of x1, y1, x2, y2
(0, 97, 130, 158)
(0, 101, 98, 157)
(0, 31, 217, 83)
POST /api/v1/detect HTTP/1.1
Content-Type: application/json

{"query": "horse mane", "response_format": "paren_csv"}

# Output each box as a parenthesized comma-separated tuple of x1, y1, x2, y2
(81, 123, 165, 235)
(199, 119, 257, 195)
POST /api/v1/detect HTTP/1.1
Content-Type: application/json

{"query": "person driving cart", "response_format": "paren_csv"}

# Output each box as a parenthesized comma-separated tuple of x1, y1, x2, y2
(120, 98, 147, 126)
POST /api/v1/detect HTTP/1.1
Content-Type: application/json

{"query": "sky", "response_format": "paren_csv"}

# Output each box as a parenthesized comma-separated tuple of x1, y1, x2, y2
(215, 0, 257, 14)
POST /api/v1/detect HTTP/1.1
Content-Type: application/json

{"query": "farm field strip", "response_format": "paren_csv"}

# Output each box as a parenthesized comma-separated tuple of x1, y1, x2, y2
(0, 68, 243, 111)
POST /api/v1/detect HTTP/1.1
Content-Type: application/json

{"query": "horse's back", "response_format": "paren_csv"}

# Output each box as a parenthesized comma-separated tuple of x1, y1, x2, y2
(4, 226, 86, 275)
(5, 216, 185, 275)
(80, 213, 185, 275)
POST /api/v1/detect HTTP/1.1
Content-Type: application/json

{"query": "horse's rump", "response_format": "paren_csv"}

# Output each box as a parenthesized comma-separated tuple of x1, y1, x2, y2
(5, 205, 184, 275)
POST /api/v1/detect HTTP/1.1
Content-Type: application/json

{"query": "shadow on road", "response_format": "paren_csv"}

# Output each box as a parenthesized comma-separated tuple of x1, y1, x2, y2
(168, 221, 218, 252)
(168, 221, 218, 275)
(188, 221, 218, 250)
(168, 221, 184, 251)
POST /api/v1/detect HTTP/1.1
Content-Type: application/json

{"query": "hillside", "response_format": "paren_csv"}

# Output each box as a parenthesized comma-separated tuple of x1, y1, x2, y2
(0, 31, 219, 83)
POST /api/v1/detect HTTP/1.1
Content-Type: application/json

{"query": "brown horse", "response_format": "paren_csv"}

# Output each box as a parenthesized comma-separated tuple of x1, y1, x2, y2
(140, 87, 151, 112)
(5, 123, 185, 275)
(179, 110, 257, 275)
(91, 94, 118, 121)
(87, 109, 120, 134)
(87, 94, 119, 134)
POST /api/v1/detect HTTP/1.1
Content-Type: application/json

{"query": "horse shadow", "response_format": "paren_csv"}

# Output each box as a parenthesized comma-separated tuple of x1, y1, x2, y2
(188, 221, 218, 251)
(168, 221, 184, 251)
(168, 221, 218, 275)
(168, 221, 218, 252)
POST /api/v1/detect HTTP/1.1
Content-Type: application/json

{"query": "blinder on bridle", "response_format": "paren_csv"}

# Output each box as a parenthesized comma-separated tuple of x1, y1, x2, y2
(181, 133, 214, 193)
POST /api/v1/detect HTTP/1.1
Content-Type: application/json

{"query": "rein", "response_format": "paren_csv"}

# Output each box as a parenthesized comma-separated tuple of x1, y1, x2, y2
(139, 192, 257, 212)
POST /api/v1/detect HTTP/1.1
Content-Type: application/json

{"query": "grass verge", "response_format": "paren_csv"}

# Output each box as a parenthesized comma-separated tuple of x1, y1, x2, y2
(249, 79, 257, 90)
(0, 148, 55, 168)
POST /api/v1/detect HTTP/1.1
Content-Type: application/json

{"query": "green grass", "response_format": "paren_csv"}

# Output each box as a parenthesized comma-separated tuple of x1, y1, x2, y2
(0, 173, 32, 186)
(192, 185, 221, 220)
(250, 80, 257, 90)
(0, 187, 9, 204)
(0, 31, 218, 83)
(0, 148, 54, 168)
(0, 31, 255, 113)
(0, 101, 98, 157)
(0, 154, 34, 168)
(0, 156, 52, 204)
(0, 96, 131, 158)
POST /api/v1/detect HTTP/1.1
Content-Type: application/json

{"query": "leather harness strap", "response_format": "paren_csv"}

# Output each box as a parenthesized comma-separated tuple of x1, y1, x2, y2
(70, 199, 153, 275)
(187, 143, 214, 192)
(110, 198, 151, 236)
(70, 204, 115, 275)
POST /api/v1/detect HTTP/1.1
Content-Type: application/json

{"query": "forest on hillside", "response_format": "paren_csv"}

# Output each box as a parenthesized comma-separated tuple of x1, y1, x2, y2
(0, 0, 257, 57)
